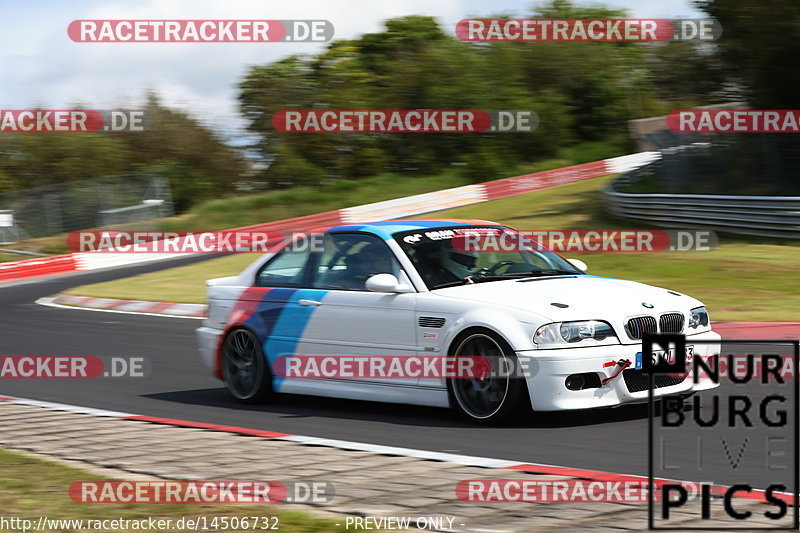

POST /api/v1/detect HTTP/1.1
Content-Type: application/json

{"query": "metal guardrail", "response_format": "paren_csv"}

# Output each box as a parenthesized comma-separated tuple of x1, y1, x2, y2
(605, 171, 800, 239)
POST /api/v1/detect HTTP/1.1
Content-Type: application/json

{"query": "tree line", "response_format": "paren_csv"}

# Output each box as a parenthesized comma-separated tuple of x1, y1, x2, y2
(0, 0, 795, 213)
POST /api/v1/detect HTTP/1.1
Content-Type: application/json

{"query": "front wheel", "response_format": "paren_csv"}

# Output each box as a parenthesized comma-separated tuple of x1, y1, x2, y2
(222, 328, 272, 403)
(447, 330, 528, 425)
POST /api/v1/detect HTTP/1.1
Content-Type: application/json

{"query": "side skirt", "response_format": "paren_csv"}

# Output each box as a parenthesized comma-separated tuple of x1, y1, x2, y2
(277, 378, 450, 408)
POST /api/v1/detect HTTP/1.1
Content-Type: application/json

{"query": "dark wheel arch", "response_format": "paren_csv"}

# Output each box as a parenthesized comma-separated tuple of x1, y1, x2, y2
(446, 326, 531, 425)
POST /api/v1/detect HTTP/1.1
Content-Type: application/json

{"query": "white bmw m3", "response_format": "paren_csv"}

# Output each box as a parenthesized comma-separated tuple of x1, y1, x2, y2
(196, 219, 720, 424)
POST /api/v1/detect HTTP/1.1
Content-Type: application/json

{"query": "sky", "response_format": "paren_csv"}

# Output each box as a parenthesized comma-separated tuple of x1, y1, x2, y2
(0, 0, 703, 139)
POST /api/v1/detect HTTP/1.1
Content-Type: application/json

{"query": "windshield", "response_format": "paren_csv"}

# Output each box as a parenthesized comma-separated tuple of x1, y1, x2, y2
(394, 225, 583, 290)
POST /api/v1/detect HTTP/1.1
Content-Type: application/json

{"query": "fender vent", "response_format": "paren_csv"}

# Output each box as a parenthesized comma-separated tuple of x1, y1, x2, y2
(419, 316, 446, 328)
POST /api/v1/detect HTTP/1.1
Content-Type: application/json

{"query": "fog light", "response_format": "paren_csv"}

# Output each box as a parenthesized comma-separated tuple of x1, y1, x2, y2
(565, 374, 585, 391)
(565, 372, 602, 391)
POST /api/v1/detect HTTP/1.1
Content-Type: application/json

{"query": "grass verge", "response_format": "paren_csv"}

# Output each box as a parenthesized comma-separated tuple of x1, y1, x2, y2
(426, 176, 800, 322)
(0, 447, 349, 532)
(3, 141, 625, 263)
(63, 254, 255, 304)
(61, 175, 800, 322)
(161, 155, 598, 232)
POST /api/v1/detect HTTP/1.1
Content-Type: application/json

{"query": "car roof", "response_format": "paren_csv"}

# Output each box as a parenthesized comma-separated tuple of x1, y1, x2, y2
(325, 219, 497, 240)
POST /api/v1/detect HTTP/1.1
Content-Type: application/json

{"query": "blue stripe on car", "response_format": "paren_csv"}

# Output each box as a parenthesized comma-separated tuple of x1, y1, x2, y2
(262, 289, 329, 390)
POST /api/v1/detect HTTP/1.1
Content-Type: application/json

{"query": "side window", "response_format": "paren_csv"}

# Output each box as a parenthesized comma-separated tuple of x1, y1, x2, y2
(255, 247, 312, 287)
(313, 233, 404, 291)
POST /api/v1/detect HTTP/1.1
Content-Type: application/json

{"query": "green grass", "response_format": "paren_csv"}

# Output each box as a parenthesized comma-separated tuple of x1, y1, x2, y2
(62, 171, 800, 322)
(0, 448, 351, 532)
(0, 139, 630, 264)
(3, 148, 610, 263)
(0, 252, 30, 263)
(0, 239, 71, 262)
(63, 254, 255, 303)
(423, 176, 800, 322)
(163, 153, 611, 233)
(163, 170, 468, 232)
(160, 138, 631, 233)
(62, 170, 609, 305)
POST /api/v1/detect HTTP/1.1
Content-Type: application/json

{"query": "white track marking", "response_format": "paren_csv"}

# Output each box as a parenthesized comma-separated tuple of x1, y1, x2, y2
(35, 296, 204, 320)
(281, 435, 520, 468)
(3, 393, 795, 501)
(1, 394, 528, 468)
(2, 396, 136, 417)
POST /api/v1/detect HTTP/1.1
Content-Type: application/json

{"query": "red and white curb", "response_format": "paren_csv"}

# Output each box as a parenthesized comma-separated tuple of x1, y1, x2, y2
(0, 394, 792, 505)
(37, 295, 206, 319)
(0, 153, 658, 284)
(712, 322, 800, 341)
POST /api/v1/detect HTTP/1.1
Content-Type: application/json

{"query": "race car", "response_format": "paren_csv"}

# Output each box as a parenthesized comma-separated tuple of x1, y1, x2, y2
(196, 219, 720, 424)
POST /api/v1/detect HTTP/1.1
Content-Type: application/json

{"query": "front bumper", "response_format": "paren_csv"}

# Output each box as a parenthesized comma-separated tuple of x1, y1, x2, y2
(518, 330, 721, 411)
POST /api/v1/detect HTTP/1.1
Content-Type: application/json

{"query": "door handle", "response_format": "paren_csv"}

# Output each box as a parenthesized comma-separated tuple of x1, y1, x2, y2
(298, 299, 321, 306)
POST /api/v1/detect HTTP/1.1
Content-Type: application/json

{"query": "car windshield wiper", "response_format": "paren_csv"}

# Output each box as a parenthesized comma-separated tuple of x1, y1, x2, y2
(473, 272, 546, 282)
(430, 279, 475, 289)
(431, 270, 573, 289)
(529, 269, 581, 276)
(430, 275, 508, 289)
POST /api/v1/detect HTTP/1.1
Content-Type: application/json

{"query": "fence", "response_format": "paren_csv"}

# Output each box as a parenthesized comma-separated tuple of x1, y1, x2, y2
(604, 138, 800, 239)
(605, 187, 800, 238)
(0, 175, 174, 240)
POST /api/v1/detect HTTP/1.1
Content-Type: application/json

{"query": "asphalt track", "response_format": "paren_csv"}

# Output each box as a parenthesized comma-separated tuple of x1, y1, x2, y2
(0, 260, 797, 493)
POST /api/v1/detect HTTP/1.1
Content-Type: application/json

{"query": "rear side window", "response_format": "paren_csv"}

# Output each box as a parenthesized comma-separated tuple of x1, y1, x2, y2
(255, 247, 312, 287)
(313, 233, 403, 291)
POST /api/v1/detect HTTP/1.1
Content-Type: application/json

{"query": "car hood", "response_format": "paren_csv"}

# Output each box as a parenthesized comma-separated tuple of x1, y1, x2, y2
(433, 275, 701, 323)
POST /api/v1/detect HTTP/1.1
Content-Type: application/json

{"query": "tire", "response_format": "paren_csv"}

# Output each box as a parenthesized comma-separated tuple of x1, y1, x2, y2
(221, 328, 273, 403)
(446, 329, 528, 425)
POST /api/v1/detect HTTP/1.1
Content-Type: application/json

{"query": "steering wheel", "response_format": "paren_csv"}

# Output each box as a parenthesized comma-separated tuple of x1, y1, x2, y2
(486, 260, 516, 275)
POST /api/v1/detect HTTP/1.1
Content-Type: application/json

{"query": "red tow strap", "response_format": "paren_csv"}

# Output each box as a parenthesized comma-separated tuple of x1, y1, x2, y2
(601, 359, 632, 385)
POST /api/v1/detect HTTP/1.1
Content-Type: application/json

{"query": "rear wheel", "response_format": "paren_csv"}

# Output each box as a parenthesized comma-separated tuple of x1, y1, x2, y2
(447, 329, 528, 425)
(222, 328, 272, 403)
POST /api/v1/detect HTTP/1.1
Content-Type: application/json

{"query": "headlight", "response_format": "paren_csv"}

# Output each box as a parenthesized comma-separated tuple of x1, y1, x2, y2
(534, 320, 618, 347)
(689, 306, 709, 329)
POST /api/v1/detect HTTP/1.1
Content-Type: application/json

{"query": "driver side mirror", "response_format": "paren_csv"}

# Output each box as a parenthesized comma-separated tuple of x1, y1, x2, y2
(365, 273, 412, 293)
(567, 258, 588, 272)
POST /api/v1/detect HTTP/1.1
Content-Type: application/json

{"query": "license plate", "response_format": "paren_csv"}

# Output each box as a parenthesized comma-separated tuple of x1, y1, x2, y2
(635, 345, 694, 370)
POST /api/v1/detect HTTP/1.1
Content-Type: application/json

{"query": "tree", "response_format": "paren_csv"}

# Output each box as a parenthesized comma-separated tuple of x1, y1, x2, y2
(0, 95, 248, 212)
(696, 0, 800, 107)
